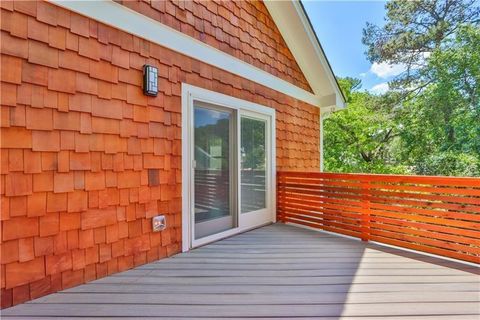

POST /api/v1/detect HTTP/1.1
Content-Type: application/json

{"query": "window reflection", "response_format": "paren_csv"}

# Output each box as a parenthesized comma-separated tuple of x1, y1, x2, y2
(241, 117, 267, 213)
(194, 106, 233, 239)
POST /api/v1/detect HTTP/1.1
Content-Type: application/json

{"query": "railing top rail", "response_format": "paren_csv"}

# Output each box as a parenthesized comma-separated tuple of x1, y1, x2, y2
(278, 171, 480, 187)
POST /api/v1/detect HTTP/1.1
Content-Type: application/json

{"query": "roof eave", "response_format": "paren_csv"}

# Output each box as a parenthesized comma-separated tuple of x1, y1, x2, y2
(264, 0, 346, 111)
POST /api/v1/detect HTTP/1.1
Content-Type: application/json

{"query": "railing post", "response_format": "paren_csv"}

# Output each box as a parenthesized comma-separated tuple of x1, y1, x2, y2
(277, 172, 284, 223)
(361, 180, 371, 242)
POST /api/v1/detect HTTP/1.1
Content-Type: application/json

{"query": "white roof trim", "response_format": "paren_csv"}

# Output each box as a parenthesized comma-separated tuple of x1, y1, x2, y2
(50, 0, 325, 107)
(264, 0, 346, 111)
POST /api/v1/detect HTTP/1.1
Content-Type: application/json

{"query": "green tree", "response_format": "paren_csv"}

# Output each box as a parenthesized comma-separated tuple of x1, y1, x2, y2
(323, 79, 407, 174)
(241, 117, 266, 170)
(325, 26, 480, 176)
(337, 77, 362, 103)
(399, 25, 480, 176)
(363, 0, 479, 90)
(340, 0, 480, 177)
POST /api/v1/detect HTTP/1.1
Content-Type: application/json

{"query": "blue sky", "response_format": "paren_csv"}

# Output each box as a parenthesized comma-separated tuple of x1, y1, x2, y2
(302, 0, 397, 94)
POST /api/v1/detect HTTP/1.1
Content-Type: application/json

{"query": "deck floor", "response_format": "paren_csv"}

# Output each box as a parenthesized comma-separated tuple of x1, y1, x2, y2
(2, 223, 480, 319)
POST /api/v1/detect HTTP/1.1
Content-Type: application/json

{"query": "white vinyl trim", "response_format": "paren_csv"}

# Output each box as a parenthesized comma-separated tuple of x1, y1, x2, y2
(320, 110, 333, 172)
(181, 83, 276, 252)
(319, 113, 324, 172)
(50, 0, 325, 108)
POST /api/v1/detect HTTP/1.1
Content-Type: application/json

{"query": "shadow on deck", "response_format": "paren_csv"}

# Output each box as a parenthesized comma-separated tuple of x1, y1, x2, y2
(2, 223, 479, 319)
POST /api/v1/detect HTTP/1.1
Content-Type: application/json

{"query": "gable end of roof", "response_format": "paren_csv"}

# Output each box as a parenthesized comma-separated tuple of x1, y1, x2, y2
(264, 0, 346, 111)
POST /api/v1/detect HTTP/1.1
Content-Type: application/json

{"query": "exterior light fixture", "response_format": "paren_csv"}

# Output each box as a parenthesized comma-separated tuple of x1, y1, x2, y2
(143, 64, 158, 96)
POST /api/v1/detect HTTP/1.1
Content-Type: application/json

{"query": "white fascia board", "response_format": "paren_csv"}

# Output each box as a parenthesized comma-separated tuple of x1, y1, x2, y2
(264, 0, 346, 110)
(49, 0, 324, 108)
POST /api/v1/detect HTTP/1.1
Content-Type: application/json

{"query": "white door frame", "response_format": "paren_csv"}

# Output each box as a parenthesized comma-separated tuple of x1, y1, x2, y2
(181, 83, 276, 252)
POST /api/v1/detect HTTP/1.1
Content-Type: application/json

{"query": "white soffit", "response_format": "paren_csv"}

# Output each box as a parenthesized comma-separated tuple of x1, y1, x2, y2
(264, 0, 346, 110)
(49, 0, 329, 108)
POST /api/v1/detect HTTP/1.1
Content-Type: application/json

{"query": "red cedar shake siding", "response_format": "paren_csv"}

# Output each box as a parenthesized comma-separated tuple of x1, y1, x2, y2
(116, 0, 313, 93)
(0, 0, 320, 308)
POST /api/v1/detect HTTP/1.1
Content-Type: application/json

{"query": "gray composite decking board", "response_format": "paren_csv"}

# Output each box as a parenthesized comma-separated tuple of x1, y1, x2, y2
(3, 317, 480, 320)
(139, 261, 479, 270)
(150, 250, 467, 259)
(61, 282, 480, 294)
(29, 292, 480, 304)
(155, 256, 477, 265)
(2, 302, 480, 317)
(120, 267, 476, 276)
(172, 251, 463, 258)
(92, 275, 477, 285)
(2, 223, 479, 319)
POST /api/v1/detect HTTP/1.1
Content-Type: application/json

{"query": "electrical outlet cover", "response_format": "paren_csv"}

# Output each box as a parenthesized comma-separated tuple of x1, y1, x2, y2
(152, 215, 166, 232)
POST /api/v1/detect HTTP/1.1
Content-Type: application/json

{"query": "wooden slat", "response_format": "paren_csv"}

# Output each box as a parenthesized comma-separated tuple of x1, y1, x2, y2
(284, 217, 362, 238)
(368, 202, 480, 222)
(369, 208, 480, 230)
(283, 213, 362, 233)
(279, 201, 363, 218)
(369, 225, 480, 255)
(370, 215, 480, 242)
(282, 181, 480, 198)
(369, 234, 479, 264)
(282, 185, 480, 206)
(279, 170, 480, 187)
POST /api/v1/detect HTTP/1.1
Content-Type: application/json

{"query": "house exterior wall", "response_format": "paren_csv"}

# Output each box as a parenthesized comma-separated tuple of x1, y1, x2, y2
(0, 0, 320, 308)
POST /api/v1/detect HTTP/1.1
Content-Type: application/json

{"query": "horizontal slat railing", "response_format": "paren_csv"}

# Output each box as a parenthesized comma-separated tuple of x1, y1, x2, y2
(277, 171, 480, 264)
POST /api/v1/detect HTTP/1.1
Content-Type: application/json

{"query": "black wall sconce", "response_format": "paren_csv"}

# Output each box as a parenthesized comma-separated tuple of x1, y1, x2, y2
(143, 64, 158, 96)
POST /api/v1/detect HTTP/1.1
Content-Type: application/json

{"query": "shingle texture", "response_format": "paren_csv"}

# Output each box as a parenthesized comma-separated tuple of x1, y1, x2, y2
(0, 0, 320, 308)
(116, 0, 313, 93)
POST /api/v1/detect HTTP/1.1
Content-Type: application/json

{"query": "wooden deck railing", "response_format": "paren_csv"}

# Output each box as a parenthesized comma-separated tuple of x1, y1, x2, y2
(277, 171, 480, 264)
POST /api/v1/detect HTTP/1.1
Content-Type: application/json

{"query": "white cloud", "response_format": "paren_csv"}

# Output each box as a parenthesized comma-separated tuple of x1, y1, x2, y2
(370, 62, 406, 78)
(422, 52, 431, 59)
(369, 82, 389, 95)
(365, 53, 431, 80)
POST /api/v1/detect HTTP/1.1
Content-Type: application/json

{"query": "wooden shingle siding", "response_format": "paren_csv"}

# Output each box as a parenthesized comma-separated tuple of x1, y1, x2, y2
(116, 0, 313, 93)
(0, 0, 320, 308)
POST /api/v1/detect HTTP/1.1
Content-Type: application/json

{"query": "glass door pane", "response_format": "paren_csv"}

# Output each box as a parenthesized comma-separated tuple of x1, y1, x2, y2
(240, 117, 267, 213)
(194, 105, 235, 239)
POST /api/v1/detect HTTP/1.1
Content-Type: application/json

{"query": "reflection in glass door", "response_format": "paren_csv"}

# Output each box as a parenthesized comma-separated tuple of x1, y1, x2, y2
(193, 105, 235, 239)
(241, 117, 267, 213)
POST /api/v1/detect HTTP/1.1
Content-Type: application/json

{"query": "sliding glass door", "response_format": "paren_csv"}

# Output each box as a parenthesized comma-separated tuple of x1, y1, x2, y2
(239, 112, 271, 228)
(193, 104, 235, 239)
(185, 85, 275, 249)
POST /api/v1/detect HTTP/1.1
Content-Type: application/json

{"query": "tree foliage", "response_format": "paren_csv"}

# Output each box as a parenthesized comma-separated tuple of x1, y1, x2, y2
(362, 0, 479, 91)
(324, 81, 406, 174)
(325, 1, 479, 177)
